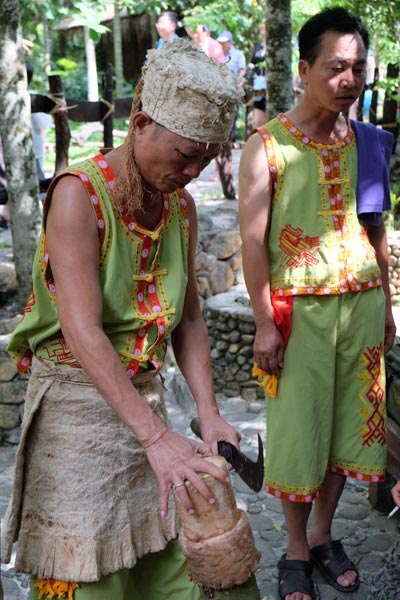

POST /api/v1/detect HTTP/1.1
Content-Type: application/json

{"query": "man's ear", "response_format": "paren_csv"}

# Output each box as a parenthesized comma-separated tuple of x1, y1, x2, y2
(298, 59, 309, 85)
(132, 112, 154, 140)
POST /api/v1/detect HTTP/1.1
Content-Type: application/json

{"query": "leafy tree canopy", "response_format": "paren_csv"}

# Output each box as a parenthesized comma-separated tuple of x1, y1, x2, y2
(19, 0, 399, 95)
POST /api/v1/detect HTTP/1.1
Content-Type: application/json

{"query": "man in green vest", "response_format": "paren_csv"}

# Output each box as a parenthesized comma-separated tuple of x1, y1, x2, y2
(239, 7, 395, 600)
(1, 39, 255, 600)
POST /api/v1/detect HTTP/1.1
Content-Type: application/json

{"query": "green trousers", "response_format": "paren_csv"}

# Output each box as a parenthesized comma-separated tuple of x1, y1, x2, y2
(30, 539, 202, 600)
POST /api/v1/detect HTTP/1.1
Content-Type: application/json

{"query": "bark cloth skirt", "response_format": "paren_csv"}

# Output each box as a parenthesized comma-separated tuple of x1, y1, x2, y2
(1, 357, 180, 582)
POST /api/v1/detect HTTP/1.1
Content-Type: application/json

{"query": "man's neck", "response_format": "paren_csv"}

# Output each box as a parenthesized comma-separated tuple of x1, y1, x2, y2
(286, 104, 348, 144)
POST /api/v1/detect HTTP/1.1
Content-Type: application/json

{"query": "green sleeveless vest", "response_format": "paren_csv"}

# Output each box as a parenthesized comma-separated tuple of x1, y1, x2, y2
(8, 153, 190, 377)
(258, 115, 383, 297)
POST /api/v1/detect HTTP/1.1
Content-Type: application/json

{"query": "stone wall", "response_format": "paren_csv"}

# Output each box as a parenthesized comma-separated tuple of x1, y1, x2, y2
(203, 289, 263, 401)
(0, 316, 26, 445)
(195, 203, 243, 301)
(388, 234, 400, 303)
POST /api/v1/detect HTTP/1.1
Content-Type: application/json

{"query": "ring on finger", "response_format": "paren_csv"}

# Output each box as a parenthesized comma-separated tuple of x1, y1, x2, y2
(173, 481, 186, 489)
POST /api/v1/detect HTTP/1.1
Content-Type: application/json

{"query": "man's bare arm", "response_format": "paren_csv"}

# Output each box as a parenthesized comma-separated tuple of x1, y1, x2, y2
(238, 133, 284, 375)
(367, 219, 396, 352)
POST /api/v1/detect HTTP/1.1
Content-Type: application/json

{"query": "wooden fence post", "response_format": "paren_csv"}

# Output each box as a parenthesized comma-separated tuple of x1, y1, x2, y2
(382, 63, 399, 150)
(368, 67, 379, 126)
(48, 75, 71, 175)
(102, 63, 114, 149)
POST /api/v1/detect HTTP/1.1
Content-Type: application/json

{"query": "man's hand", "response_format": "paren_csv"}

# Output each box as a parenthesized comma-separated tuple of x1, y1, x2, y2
(197, 413, 241, 457)
(385, 307, 396, 354)
(143, 429, 231, 518)
(254, 319, 285, 376)
(391, 479, 400, 508)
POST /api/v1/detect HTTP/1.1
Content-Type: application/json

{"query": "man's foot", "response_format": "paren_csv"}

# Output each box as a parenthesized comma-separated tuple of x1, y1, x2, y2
(310, 540, 359, 592)
(277, 554, 316, 600)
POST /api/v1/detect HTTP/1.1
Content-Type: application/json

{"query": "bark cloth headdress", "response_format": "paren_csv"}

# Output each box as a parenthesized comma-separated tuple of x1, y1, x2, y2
(114, 39, 243, 213)
(141, 38, 243, 144)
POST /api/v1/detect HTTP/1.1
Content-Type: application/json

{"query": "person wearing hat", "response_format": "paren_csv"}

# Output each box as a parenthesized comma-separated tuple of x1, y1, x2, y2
(216, 30, 246, 80)
(217, 30, 246, 147)
(251, 74, 267, 128)
(1, 39, 243, 600)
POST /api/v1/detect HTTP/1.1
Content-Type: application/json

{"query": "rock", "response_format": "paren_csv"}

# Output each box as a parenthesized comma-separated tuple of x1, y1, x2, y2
(209, 261, 234, 295)
(196, 276, 210, 298)
(197, 211, 214, 232)
(0, 360, 18, 382)
(3, 425, 22, 444)
(0, 314, 21, 335)
(228, 248, 242, 272)
(0, 261, 17, 295)
(0, 404, 21, 429)
(0, 379, 26, 405)
(206, 231, 242, 260)
(195, 251, 217, 272)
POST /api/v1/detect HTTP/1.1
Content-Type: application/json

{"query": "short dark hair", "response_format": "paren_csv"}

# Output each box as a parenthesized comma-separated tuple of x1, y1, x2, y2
(299, 7, 369, 66)
(25, 61, 34, 85)
(158, 11, 178, 27)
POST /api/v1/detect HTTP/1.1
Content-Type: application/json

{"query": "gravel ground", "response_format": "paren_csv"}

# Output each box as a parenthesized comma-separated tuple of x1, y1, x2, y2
(368, 540, 400, 599)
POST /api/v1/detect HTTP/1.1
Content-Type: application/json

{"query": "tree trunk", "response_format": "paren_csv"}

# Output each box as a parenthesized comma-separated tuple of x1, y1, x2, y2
(113, 0, 124, 98)
(43, 17, 51, 75)
(265, 0, 293, 118)
(84, 26, 99, 101)
(49, 75, 70, 175)
(102, 64, 114, 149)
(382, 63, 399, 151)
(0, 0, 41, 311)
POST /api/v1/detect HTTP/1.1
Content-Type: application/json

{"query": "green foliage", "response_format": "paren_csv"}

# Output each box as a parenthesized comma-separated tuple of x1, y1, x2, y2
(392, 181, 400, 209)
(291, 0, 325, 35)
(51, 58, 89, 100)
(182, 0, 264, 59)
(18, 0, 400, 101)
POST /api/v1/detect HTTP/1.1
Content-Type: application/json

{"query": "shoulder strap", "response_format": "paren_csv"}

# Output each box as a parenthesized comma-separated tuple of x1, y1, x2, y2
(44, 154, 113, 247)
(256, 125, 279, 201)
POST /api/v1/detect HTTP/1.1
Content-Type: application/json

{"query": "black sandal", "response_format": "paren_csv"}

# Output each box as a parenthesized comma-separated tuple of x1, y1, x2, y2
(310, 540, 359, 592)
(278, 554, 317, 599)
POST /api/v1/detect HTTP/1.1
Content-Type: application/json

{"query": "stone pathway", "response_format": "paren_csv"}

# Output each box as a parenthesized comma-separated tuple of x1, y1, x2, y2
(165, 384, 400, 600)
(2, 378, 400, 599)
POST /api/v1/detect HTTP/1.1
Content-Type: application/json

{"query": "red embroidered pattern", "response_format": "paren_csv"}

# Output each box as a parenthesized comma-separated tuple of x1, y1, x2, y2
(279, 225, 320, 269)
(68, 152, 115, 249)
(359, 344, 386, 447)
(119, 190, 189, 378)
(24, 291, 35, 314)
(42, 334, 81, 367)
(16, 349, 33, 374)
(265, 484, 319, 503)
(266, 463, 384, 502)
(328, 465, 384, 483)
(256, 127, 279, 201)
